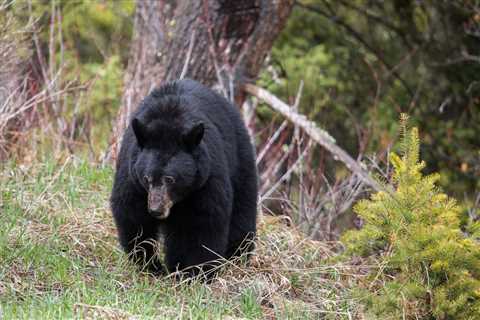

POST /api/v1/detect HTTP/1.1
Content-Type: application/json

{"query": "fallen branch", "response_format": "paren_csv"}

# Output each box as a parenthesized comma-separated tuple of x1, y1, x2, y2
(244, 83, 381, 191)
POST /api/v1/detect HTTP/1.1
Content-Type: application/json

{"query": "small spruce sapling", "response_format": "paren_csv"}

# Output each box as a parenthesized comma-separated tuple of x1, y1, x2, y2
(343, 114, 480, 319)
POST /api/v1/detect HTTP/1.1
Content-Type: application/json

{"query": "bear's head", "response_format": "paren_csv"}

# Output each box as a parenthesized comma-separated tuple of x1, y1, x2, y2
(130, 114, 210, 219)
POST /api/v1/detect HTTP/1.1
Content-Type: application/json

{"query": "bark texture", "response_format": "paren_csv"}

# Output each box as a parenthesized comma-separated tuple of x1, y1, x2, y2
(111, 0, 294, 158)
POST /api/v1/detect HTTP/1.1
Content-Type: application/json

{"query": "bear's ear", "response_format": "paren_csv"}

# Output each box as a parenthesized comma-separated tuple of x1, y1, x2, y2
(184, 122, 204, 150)
(131, 118, 146, 148)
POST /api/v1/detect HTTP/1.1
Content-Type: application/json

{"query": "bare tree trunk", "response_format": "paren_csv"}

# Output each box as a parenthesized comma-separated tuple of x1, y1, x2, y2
(110, 0, 294, 159)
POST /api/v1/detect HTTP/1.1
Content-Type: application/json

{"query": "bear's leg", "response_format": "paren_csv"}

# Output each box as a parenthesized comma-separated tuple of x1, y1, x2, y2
(226, 174, 258, 260)
(112, 198, 164, 274)
(164, 181, 232, 280)
(164, 220, 229, 280)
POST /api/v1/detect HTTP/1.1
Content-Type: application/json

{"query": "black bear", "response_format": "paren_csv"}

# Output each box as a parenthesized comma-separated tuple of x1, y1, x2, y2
(110, 79, 258, 278)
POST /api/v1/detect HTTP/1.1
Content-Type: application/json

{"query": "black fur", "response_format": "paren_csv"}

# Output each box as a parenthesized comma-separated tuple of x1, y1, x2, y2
(110, 79, 258, 279)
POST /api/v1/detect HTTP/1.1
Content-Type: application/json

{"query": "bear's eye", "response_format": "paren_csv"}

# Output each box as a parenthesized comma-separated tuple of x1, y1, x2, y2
(163, 176, 175, 185)
(143, 175, 152, 185)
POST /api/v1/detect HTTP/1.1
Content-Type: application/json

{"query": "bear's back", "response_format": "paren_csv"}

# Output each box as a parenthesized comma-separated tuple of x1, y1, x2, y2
(176, 79, 254, 175)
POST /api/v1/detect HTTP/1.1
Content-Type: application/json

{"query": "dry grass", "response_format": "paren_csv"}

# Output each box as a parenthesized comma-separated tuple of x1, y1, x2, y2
(0, 156, 368, 319)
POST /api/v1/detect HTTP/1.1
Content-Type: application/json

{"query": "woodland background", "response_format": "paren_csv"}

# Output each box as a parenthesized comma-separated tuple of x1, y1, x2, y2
(1, 1, 479, 319)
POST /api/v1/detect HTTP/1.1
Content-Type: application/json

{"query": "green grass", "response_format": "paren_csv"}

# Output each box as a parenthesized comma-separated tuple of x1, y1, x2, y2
(0, 157, 361, 319)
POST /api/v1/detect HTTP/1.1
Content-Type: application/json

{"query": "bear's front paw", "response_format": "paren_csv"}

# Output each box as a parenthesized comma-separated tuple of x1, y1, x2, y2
(139, 259, 167, 276)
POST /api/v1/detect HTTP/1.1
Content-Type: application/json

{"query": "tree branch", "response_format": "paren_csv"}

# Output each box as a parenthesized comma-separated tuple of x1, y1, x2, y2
(244, 83, 381, 191)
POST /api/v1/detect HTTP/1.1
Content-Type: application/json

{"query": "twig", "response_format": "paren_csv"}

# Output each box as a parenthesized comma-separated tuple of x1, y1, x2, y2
(261, 142, 312, 202)
(179, 30, 196, 79)
(256, 120, 288, 165)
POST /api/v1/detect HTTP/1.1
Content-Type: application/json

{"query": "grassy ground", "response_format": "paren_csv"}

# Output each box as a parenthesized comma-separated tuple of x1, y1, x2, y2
(0, 156, 364, 319)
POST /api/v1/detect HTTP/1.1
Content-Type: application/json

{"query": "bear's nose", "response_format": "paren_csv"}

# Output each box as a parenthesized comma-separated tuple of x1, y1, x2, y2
(147, 184, 173, 219)
(163, 175, 175, 185)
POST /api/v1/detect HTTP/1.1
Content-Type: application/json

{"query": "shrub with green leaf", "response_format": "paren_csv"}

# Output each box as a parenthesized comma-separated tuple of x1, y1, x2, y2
(343, 115, 480, 319)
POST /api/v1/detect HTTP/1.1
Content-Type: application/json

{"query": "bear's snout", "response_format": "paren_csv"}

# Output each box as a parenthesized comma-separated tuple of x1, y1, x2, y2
(147, 185, 173, 219)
